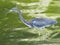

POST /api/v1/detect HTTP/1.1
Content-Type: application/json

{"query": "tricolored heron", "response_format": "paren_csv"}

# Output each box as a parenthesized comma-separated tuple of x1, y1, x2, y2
(7, 7, 57, 28)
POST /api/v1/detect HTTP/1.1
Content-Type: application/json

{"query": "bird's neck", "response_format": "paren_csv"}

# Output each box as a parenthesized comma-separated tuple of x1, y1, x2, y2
(18, 10, 26, 23)
(18, 9, 32, 27)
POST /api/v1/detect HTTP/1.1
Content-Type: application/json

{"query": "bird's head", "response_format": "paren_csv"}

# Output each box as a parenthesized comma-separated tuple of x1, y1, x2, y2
(7, 7, 19, 14)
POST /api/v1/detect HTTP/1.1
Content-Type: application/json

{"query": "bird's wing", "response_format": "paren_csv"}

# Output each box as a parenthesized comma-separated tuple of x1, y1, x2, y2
(32, 19, 48, 27)
(31, 18, 57, 27)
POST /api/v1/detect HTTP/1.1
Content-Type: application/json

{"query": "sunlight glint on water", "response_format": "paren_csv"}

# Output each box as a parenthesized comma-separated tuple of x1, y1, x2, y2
(1, 0, 60, 44)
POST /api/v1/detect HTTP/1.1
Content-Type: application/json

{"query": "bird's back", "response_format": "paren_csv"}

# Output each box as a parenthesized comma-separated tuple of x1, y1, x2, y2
(31, 18, 57, 28)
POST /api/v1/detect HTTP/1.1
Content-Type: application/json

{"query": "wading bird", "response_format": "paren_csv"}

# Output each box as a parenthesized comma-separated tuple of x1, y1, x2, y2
(7, 7, 57, 28)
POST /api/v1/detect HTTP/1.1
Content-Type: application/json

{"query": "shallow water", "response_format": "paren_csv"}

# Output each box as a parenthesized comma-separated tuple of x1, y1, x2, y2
(0, 0, 60, 45)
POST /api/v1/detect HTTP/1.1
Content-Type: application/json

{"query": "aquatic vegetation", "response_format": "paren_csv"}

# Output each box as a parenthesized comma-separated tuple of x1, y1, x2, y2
(0, 0, 60, 45)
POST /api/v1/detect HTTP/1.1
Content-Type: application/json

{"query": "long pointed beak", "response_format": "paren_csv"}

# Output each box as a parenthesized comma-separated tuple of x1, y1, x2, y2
(6, 10, 13, 15)
(8, 10, 13, 13)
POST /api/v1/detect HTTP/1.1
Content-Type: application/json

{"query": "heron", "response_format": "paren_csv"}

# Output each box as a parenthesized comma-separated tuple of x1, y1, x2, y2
(7, 7, 57, 28)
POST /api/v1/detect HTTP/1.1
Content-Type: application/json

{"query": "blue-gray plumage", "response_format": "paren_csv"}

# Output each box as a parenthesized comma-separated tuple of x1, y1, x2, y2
(7, 7, 57, 28)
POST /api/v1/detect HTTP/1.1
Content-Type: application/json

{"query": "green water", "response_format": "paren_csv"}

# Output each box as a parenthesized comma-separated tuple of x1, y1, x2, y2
(0, 0, 60, 45)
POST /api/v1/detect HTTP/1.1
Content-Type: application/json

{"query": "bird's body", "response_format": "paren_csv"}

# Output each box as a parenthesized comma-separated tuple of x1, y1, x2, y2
(29, 18, 57, 28)
(7, 7, 57, 28)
